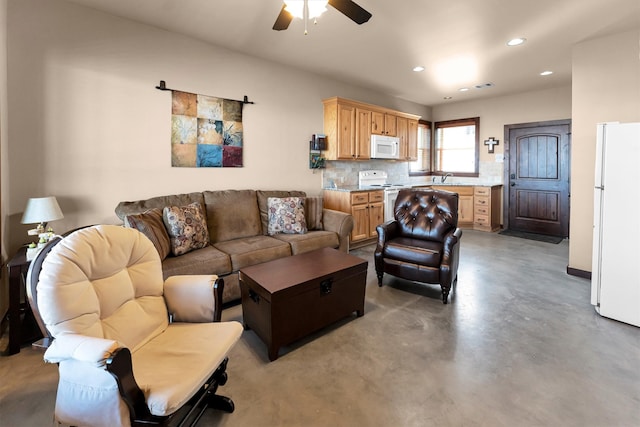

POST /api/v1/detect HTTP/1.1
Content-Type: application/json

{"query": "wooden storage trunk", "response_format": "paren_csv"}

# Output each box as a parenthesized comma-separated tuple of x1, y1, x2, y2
(239, 248, 368, 361)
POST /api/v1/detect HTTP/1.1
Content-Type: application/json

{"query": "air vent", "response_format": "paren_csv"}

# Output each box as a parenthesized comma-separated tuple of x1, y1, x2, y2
(475, 83, 494, 89)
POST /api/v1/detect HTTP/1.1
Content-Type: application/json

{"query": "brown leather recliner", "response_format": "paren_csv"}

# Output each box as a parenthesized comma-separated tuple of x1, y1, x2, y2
(374, 189, 462, 303)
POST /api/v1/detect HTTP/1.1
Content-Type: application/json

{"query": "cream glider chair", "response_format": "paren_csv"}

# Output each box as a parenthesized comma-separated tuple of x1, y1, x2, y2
(26, 225, 243, 427)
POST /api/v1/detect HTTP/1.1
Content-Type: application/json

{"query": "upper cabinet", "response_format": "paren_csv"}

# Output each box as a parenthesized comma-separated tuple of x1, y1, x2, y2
(398, 117, 419, 161)
(371, 111, 397, 136)
(323, 97, 420, 161)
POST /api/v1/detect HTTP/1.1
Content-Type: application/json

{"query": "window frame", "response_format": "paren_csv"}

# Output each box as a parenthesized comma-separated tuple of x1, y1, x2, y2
(409, 117, 480, 177)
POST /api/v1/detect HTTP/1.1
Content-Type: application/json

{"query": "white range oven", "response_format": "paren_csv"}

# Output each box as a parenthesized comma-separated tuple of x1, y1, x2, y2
(358, 170, 411, 223)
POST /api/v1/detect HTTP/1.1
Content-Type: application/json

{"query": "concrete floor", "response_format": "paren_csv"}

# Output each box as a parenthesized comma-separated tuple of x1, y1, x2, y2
(1, 230, 639, 426)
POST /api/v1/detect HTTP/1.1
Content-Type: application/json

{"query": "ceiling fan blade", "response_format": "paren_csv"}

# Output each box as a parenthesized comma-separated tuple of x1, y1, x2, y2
(273, 4, 293, 31)
(328, 0, 372, 25)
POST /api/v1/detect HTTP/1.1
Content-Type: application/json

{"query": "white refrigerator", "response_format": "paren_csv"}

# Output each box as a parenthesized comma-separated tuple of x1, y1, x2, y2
(591, 122, 640, 327)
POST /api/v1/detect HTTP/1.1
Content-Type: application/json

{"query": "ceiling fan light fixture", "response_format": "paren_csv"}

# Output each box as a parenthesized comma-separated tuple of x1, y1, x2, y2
(307, 0, 328, 19)
(284, 0, 328, 20)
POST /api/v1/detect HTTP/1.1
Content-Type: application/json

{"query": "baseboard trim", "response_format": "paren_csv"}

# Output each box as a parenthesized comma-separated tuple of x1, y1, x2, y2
(567, 266, 591, 280)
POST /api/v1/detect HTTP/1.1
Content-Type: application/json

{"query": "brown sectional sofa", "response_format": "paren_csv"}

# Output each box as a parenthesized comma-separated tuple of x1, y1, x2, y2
(115, 189, 354, 304)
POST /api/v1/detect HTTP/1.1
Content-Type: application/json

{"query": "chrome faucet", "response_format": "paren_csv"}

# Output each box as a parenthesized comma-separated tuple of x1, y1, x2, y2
(441, 173, 453, 183)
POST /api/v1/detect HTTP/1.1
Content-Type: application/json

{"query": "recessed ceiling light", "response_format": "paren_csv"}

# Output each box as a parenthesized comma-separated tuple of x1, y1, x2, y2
(507, 37, 526, 46)
(413, 66, 425, 72)
(540, 70, 553, 76)
(459, 87, 469, 92)
(444, 96, 452, 100)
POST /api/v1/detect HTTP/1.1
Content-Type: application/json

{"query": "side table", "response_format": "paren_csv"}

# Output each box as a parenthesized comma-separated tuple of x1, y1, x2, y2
(6, 246, 42, 354)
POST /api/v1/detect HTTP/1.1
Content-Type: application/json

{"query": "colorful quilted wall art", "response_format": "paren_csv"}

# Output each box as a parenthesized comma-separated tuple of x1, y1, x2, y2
(170, 90, 243, 167)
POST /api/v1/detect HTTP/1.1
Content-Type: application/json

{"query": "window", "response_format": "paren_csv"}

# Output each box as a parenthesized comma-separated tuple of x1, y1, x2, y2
(409, 121, 432, 175)
(433, 117, 479, 176)
(410, 117, 479, 177)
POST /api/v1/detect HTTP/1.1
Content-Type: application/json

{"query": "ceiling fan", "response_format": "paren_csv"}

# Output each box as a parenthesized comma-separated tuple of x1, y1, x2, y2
(273, 0, 372, 32)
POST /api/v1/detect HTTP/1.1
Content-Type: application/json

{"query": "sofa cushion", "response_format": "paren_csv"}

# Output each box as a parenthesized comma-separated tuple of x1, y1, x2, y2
(267, 197, 308, 235)
(161, 246, 232, 279)
(203, 190, 261, 243)
(115, 192, 205, 221)
(124, 208, 171, 260)
(213, 236, 291, 271)
(257, 190, 306, 235)
(272, 230, 339, 255)
(382, 237, 443, 268)
(163, 202, 210, 256)
(304, 196, 324, 231)
(132, 321, 243, 416)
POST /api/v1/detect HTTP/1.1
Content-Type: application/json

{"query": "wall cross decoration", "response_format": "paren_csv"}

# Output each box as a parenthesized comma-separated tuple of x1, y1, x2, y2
(484, 137, 499, 153)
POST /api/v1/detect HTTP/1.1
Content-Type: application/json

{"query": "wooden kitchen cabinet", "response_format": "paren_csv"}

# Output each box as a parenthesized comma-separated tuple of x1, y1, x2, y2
(407, 119, 418, 160)
(324, 100, 356, 160)
(473, 186, 502, 231)
(355, 108, 372, 159)
(372, 111, 397, 136)
(323, 189, 384, 245)
(397, 117, 419, 161)
(323, 97, 420, 161)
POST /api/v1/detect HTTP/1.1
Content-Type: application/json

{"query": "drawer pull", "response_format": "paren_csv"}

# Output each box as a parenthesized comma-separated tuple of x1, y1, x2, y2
(320, 278, 333, 295)
(249, 289, 260, 303)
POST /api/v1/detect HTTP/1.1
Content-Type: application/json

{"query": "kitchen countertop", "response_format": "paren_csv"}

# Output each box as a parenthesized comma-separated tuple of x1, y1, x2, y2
(323, 183, 503, 192)
(323, 185, 386, 192)
(413, 183, 503, 187)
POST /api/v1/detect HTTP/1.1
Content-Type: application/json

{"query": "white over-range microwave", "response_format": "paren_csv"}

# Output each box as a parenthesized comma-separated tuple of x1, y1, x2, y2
(370, 134, 400, 159)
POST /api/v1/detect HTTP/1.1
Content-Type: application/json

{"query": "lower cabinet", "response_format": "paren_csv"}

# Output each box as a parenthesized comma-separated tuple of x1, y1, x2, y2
(324, 190, 384, 245)
(324, 185, 502, 241)
(428, 185, 502, 230)
(473, 186, 502, 231)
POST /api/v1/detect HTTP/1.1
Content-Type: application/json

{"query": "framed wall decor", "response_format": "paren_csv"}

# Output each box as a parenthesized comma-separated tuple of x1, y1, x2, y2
(169, 89, 244, 167)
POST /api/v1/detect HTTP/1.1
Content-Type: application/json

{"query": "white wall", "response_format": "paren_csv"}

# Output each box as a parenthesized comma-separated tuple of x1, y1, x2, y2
(431, 85, 572, 165)
(429, 86, 572, 215)
(569, 29, 640, 272)
(4, 0, 429, 255)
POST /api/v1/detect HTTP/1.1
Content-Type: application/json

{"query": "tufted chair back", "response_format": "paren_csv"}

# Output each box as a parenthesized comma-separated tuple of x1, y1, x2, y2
(36, 225, 169, 352)
(394, 189, 459, 242)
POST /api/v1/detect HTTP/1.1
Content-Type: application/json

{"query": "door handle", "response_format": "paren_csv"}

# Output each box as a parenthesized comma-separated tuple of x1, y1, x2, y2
(510, 182, 516, 187)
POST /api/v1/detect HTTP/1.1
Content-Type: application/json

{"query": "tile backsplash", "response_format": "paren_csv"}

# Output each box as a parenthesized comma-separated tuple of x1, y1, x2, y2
(322, 160, 504, 188)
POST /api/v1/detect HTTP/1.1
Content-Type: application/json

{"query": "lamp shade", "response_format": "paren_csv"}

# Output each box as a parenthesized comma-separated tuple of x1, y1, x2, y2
(21, 196, 64, 225)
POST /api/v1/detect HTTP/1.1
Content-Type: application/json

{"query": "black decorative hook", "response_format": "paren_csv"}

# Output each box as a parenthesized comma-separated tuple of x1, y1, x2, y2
(154, 80, 254, 104)
(155, 80, 170, 91)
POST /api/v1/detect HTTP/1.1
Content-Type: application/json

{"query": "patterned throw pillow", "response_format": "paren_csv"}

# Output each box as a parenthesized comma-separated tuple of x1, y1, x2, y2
(162, 202, 210, 256)
(267, 197, 308, 235)
(124, 208, 172, 260)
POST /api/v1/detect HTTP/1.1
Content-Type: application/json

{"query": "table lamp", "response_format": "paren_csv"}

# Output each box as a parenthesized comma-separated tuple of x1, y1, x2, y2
(21, 196, 64, 236)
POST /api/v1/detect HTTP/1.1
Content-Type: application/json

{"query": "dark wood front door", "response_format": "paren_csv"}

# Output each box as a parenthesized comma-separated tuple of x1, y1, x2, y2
(504, 120, 571, 237)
